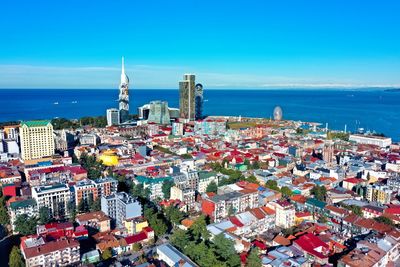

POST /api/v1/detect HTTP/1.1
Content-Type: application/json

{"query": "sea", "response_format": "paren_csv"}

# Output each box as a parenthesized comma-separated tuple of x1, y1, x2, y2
(0, 89, 399, 141)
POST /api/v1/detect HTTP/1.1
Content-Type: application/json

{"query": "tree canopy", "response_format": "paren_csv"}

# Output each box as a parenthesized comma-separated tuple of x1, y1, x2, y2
(206, 181, 218, 193)
(246, 247, 262, 267)
(14, 214, 37, 235)
(310, 185, 327, 201)
(9, 246, 25, 267)
(162, 180, 174, 199)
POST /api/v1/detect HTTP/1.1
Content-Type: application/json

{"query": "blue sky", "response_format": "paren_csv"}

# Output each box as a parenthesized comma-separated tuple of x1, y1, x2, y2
(0, 0, 399, 89)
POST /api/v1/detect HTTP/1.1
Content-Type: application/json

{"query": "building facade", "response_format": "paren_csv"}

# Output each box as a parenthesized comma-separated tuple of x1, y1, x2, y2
(101, 192, 142, 227)
(195, 83, 204, 120)
(21, 237, 80, 267)
(107, 108, 120, 126)
(179, 74, 196, 120)
(365, 185, 392, 204)
(147, 101, 171, 124)
(32, 184, 71, 218)
(119, 57, 130, 123)
(20, 120, 55, 161)
(271, 200, 295, 229)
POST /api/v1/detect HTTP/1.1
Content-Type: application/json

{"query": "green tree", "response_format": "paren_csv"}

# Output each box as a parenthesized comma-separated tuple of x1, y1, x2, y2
(170, 229, 190, 251)
(131, 183, 150, 199)
(246, 247, 261, 267)
(132, 243, 142, 252)
(101, 248, 113, 260)
(189, 215, 210, 241)
(38, 207, 52, 224)
(165, 205, 184, 225)
(252, 161, 260, 169)
(144, 205, 168, 237)
(79, 153, 106, 179)
(0, 195, 10, 225)
(310, 185, 327, 201)
(206, 181, 218, 193)
(90, 197, 101, 212)
(374, 216, 394, 226)
(212, 234, 237, 261)
(281, 186, 293, 197)
(265, 180, 279, 191)
(246, 175, 259, 184)
(227, 254, 241, 267)
(67, 201, 76, 222)
(9, 246, 25, 267)
(14, 214, 37, 235)
(162, 180, 174, 199)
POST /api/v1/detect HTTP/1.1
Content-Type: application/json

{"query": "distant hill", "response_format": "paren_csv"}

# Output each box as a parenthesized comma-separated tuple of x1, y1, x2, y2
(384, 88, 400, 92)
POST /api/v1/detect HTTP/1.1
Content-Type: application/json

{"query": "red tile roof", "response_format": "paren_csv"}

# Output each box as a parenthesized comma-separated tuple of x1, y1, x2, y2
(125, 232, 147, 245)
(294, 233, 329, 259)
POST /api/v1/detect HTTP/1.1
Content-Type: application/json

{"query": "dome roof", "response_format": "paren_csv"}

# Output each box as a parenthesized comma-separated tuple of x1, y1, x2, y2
(99, 150, 119, 166)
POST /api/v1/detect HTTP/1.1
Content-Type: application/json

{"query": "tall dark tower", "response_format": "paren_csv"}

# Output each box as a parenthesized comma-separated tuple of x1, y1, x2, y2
(119, 57, 130, 123)
(195, 83, 203, 120)
(179, 74, 195, 120)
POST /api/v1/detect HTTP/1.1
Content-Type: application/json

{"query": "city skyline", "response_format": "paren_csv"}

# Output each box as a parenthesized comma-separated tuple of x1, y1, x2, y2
(1, 1, 400, 89)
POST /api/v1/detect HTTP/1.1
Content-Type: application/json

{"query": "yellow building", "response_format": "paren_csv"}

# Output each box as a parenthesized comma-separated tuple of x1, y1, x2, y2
(20, 120, 55, 161)
(124, 217, 149, 234)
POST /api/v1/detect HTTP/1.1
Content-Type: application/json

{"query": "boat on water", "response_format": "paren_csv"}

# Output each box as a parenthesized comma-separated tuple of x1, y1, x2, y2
(53, 102, 59, 105)
(71, 101, 78, 104)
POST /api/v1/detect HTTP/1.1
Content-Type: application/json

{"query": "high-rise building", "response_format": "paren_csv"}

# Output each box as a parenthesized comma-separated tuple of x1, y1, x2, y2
(20, 120, 55, 161)
(119, 57, 130, 123)
(195, 83, 204, 120)
(147, 101, 171, 124)
(179, 74, 196, 120)
(101, 192, 142, 227)
(106, 108, 120, 126)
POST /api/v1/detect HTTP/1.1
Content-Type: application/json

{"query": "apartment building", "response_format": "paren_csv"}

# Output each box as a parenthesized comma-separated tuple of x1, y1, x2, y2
(101, 192, 142, 227)
(21, 236, 80, 267)
(269, 200, 295, 229)
(74, 177, 117, 206)
(32, 183, 71, 217)
(365, 185, 392, 204)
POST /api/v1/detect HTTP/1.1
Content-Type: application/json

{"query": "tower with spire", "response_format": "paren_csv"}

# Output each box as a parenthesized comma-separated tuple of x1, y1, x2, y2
(119, 57, 130, 123)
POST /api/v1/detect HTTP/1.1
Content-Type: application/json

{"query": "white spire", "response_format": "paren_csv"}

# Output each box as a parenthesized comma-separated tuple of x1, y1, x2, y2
(120, 56, 129, 84)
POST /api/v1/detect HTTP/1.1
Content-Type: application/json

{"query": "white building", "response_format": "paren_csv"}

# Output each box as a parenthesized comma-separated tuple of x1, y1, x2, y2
(198, 171, 219, 193)
(269, 200, 295, 229)
(349, 134, 392, 148)
(3, 139, 19, 154)
(106, 108, 120, 126)
(21, 237, 80, 267)
(9, 199, 38, 232)
(32, 183, 71, 217)
(101, 192, 142, 227)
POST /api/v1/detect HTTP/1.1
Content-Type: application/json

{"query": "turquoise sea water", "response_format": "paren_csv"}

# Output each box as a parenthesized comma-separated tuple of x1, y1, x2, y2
(0, 89, 399, 140)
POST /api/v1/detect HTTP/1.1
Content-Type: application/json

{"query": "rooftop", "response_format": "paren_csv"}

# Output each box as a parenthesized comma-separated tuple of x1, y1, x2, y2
(21, 120, 51, 128)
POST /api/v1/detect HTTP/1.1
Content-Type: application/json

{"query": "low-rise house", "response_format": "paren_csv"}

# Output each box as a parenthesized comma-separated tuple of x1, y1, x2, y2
(293, 233, 329, 265)
(362, 205, 385, 219)
(76, 211, 111, 232)
(156, 243, 198, 267)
